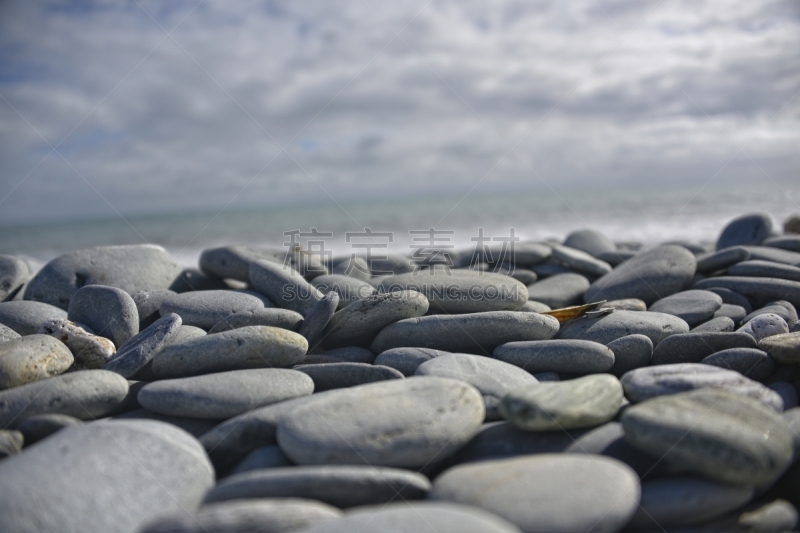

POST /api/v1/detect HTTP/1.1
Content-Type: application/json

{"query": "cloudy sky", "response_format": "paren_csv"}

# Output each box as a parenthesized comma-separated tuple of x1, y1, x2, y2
(0, 0, 798, 226)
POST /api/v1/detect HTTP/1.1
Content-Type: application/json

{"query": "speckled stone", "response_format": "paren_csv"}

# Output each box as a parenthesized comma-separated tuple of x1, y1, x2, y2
(0, 324, 19, 343)
(526, 273, 590, 308)
(744, 301, 799, 326)
(739, 313, 789, 341)
(103, 313, 182, 378)
(159, 290, 266, 329)
(68, 285, 139, 347)
(0, 255, 28, 302)
(38, 318, 115, 370)
(651, 331, 757, 365)
(0, 335, 73, 389)
(607, 334, 653, 376)
(0, 300, 68, 336)
(759, 331, 800, 364)
(208, 307, 304, 333)
(374, 347, 447, 376)
(701, 347, 774, 381)
(249, 260, 323, 316)
(557, 310, 689, 346)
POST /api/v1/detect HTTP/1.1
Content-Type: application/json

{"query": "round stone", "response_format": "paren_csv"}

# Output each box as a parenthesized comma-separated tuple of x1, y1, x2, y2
(374, 347, 447, 376)
(159, 290, 266, 330)
(37, 318, 116, 370)
(295, 362, 402, 392)
(500, 374, 623, 431)
(759, 331, 800, 363)
(312, 274, 376, 309)
(701, 347, 774, 381)
(716, 213, 773, 249)
(68, 285, 139, 347)
(556, 309, 689, 346)
(249, 260, 323, 316)
(564, 228, 616, 257)
(607, 334, 653, 376)
(493, 339, 614, 374)
(103, 313, 182, 378)
(526, 273, 590, 309)
(648, 290, 723, 327)
(0, 335, 73, 389)
(0, 255, 28, 302)
(276, 377, 484, 468)
(208, 307, 304, 333)
(0, 300, 68, 336)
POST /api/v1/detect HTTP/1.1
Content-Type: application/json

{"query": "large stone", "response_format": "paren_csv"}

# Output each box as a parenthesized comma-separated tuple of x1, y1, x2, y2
(159, 290, 265, 329)
(0, 255, 28, 302)
(648, 289, 723, 326)
(695, 276, 800, 309)
(759, 331, 800, 363)
(701, 347, 774, 381)
(152, 326, 307, 379)
(199, 245, 286, 282)
(276, 377, 484, 468)
(607, 334, 653, 376)
(563, 229, 616, 258)
(0, 419, 214, 533)
(37, 318, 115, 370)
(584, 245, 696, 305)
(374, 347, 447, 376)
(67, 285, 138, 347)
(103, 313, 182, 378)
(717, 213, 773, 249)
(493, 339, 614, 374)
(372, 312, 560, 355)
(526, 273, 590, 308)
(557, 310, 689, 346)
(23, 244, 182, 310)
(0, 301, 67, 336)
(549, 244, 612, 277)
(651, 331, 757, 365)
(295, 362, 402, 392)
(428, 454, 640, 533)
(249, 260, 323, 316)
(0, 335, 73, 389)
(416, 353, 538, 420)
(12, 413, 81, 445)
(208, 307, 303, 333)
(622, 388, 793, 487)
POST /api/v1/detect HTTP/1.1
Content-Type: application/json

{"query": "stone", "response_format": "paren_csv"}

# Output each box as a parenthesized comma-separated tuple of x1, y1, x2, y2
(372, 312, 560, 355)
(324, 291, 429, 348)
(0, 419, 214, 533)
(0, 429, 23, 458)
(563, 228, 616, 257)
(208, 307, 303, 334)
(204, 465, 430, 508)
(584, 245, 696, 305)
(621, 388, 793, 487)
(0, 335, 73, 389)
(292, 502, 523, 533)
(301, 346, 375, 365)
(712, 304, 746, 324)
(648, 289, 723, 326)
(368, 254, 416, 275)
(702, 499, 799, 533)
(168, 324, 204, 343)
(311, 274, 374, 309)
(744, 301, 798, 325)
(500, 374, 623, 431)
(141, 498, 342, 533)
(519, 300, 551, 313)
(743, 245, 800, 265)
(785, 213, 800, 234)
(276, 377, 484, 468)
(739, 313, 789, 341)
(103, 313, 182, 378)
(378, 270, 527, 314)
(493, 339, 614, 374)
(298, 292, 339, 349)
(607, 334, 653, 376)
(138, 368, 314, 419)
(695, 276, 800, 309)
(374, 347, 447, 376)
(113, 408, 218, 438)
(707, 287, 753, 313)
(604, 298, 647, 311)
(765, 234, 800, 252)
(717, 213, 773, 249)
(0, 323, 19, 343)
(230, 445, 292, 475)
(199, 245, 286, 282)
(159, 290, 265, 330)
(428, 454, 640, 533)
(0, 300, 67, 335)
(651, 331, 757, 365)
(0, 255, 28, 302)
(12, 413, 81, 444)
(526, 273, 590, 308)
(557, 309, 689, 346)
(295, 362, 402, 392)
(132, 289, 177, 329)
(621, 363, 784, 410)
(249, 260, 323, 316)
(503, 242, 552, 268)
(530, 261, 577, 279)
(760, 331, 800, 363)
(702, 347, 774, 381)
(450, 421, 580, 464)
(37, 318, 115, 370)
(728, 259, 800, 282)
(770, 381, 798, 409)
(24, 244, 182, 310)
(168, 268, 230, 293)
(152, 326, 307, 379)
(696, 246, 751, 274)
(625, 476, 755, 530)
(533, 371, 559, 381)
(596, 250, 636, 266)
(416, 353, 538, 420)
(330, 255, 372, 281)
(68, 285, 138, 347)
(549, 244, 612, 277)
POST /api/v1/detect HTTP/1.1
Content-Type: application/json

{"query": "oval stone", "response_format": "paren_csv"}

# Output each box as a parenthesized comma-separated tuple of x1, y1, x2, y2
(37, 318, 115, 370)
(0, 300, 68, 336)
(159, 290, 266, 329)
(208, 307, 303, 333)
(716, 213, 773, 249)
(103, 313, 182, 378)
(132, 289, 177, 329)
(607, 334, 653, 376)
(67, 285, 139, 347)
(199, 245, 287, 282)
(701, 347, 774, 381)
(229, 445, 292, 475)
(312, 274, 376, 309)
(374, 347, 448, 376)
(249, 260, 323, 316)
(759, 331, 800, 364)
(550, 244, 612, 277)
(493, 339, 614, 374)
(295, 362, 403, 392)
(651, 331, 757, 365)
(564, 229, 616, 257)
(526, 273, 590, 309)
(0, 335, 73, 389)
(694, 276, 800, 309)
(556, 309, 689, 346)
(648, 290, 723, 327)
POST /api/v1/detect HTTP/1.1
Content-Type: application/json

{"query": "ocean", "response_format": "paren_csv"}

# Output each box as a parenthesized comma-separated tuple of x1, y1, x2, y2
(1, 183, 798, 270)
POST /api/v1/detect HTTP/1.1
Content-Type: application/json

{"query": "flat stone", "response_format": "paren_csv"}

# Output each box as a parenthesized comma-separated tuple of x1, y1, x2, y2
(626, 476, 755, 530)
(550, 244, 612, 277)
(0, 255, 28, 302)
(159, 290, 265, 330)
(622, 388, 793, 487)
(112, 408, 218, 438)
(0, 419, 213, 533)
(696, 246, 751, 274)
(141, 498, 342, 533)
(700, 499, 800, 533)
(760, 331, 800, 363)
(416, 353, 538, 420)
(171, 324, 206, 343)
(298, 292, 339, 349)
(621, 363, 784, 411)
(648, 289, 723, 326)
(68, 285, 138, 347)
(204, 465, 431, 508)
(557, 309, 689, 346)
(604, 298, 647, 311)
(0, 301, 68, 336)
(24, 244, 182, 310)
(584, 244, 697, 305)
(292, 502, 523, 533)
(504, 242, 552, 268)
(249, 260, 323, 316)
(717, 213, 773, 249)
(37, 318, 115, 370)
(12, 413, 81, 445)
(330, 255, 371, 281)
(744, 301, 798, 325)
(295, 362, 403, 391)
(533, 371, 559, 381)
(739, 313, 789, 341)
(765, 234, 800, 252)
(597, 250, 636, 266)
(139, 368, 314, 419)
(493, 339, 614, 374)
(526, 273, 590, 308)
(367, 253, 416, 275)
(372, 312, 560, 355)
(208, 307, 303, 334)
(199, 245, 286, 282)
(707, 287, 753, 313)
(132, 289, 177, 329)
(0, 324, 19, 343)
(324, 291, 429, 348)
(651, 331, 757, 365)
(711, 305, 746, 324)
(0, 335, 73, 389)
(607, 334, 653, 376)
(230, 444, 292, 475)
(103, 313, 182, 378)
(152, 326, 307, 379)
(0, 429, 23, 458)
(311, 274, 375, 309)
(500, 374, 623, 431)
(695, 276, 800, 309)
(770, 381, 798, 410)
(378, 270, 527, 314)
(702, 347, 774, 381)
(530, 261, 578, 279)
(743, 245, 800, 265)
(728, 259, 800, 282)
(519, 300, 551, 313)
(374, 347, 447, 376)
(428, 454, 640, 533)
(563, 229, 616, 257)
(276, 377, 484, 468)
(301, 346, 375, 365)
(449, 421, 581, 464)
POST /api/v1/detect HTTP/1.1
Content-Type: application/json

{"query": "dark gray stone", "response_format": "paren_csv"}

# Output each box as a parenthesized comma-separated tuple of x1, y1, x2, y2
(759, 331, 800, 364)
(701, 347, 774, 381)
(651, 331, 757, 365)
(112, 408, 218, 437)
(585, 244, 696, 305)
(132, 289, 177, 329)
(0, 255, 28, 302)
(24, 244, 182, 310)
(563, 229, 616, 258)
(530, 261, 577, 279)
(504, 242, 552, 268)
(743, 245, 800, 265)
(0, 429, 23, 458)
(103, 313, 182, 378)
(696, 246, 751, 274)
(770, 381, 798, 410)
(707, 287, 753, 313)
(199, 245, 286, 282)
(249, 260, 323, 316)
(695, 276, 800, 309)
(557, 309, 689, 346)
(330, 255, 371, 281)
(712, 304, 746, 324)
(0, 419, 213, 533)
(371, 312, 560, 355)
(299, 292, 339, 349)
(728, 259, 800, 283)
(717, 213, 773, 249)
(533, 371, 560, 381)
(204, 465, 431, 508)
(449, 421, 580, 464)
(301, 346, 374, 365)
(295, 362, 403, 391)
(311, 274, 374, 309)
(0, 335, 73, 389)
(550, 244, 612, 277)
(526, 273, 590, 308)
(0, 300, 67, 336)
(229, 444, 292, 475)
(648, 289, 722, 326)
(744, 301, 799, 326)
(208, 307, 303, 334)
(68, 285, 138, 347)
(374, 347, 447, 376)
(607, 334, 653, 376)
(169, 268, 232, 293)
(159, 290, 266, 330)
(493, 339, 614, 374)
(12, 413, 80, 445)
(765, 234, 800, 252)
(596, 250, 636, 266)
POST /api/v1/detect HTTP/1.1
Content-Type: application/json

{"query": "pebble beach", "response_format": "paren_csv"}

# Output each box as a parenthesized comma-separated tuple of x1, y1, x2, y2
(1, 211, 800, 532)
